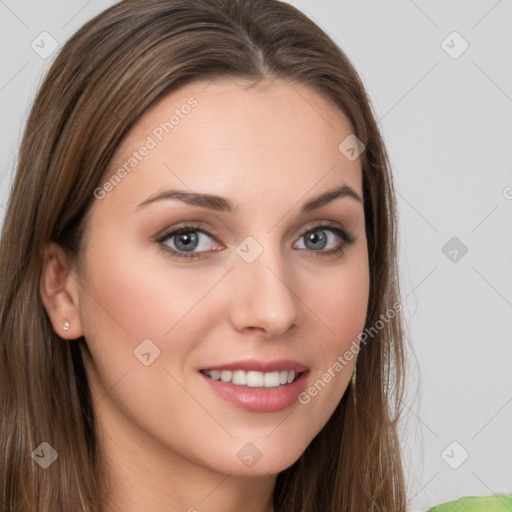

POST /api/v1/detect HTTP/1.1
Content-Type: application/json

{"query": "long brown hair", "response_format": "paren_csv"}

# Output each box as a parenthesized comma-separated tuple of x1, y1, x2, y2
(0, 1, 408, 510)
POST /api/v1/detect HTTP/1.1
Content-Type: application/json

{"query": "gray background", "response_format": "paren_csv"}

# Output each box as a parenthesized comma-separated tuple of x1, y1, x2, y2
(1, 1, 511, 510)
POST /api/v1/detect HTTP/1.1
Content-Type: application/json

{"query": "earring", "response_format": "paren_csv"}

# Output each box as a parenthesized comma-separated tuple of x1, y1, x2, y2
(351, 364, 357, 405)
(63, 321, 70, 331)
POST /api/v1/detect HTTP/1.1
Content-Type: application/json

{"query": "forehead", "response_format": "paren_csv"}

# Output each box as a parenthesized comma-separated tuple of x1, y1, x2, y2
(99, 78, 363, 213)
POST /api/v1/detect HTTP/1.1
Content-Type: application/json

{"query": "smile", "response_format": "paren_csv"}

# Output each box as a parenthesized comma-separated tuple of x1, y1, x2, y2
(200, 369, 301, 387)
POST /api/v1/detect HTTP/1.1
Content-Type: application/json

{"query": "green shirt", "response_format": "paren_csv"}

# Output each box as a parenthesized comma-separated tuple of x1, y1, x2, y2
(427, 494, 512, 511)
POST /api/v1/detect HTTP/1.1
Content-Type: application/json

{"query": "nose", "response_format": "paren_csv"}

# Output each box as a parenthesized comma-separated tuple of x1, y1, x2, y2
(227, 245, 302, 338)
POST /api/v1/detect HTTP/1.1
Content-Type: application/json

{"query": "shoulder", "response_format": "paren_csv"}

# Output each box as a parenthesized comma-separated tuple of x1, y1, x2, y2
(426, 494, 512, 511)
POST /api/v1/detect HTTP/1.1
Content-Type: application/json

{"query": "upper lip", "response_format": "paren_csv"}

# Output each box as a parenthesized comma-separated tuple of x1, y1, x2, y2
(199, 359, 309, 373)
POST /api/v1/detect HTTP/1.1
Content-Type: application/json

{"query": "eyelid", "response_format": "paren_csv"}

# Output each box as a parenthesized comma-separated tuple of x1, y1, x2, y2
(155, 223, 222, 259)
(298, 220, 355, 243)
(155, 220, 355, 259)
(153, 220, 218, 241)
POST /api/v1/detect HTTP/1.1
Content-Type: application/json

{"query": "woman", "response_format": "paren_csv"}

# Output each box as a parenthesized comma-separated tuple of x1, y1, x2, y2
(0, 0, 408, 510)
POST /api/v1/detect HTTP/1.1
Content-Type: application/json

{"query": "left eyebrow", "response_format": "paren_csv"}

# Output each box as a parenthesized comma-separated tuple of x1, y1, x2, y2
(133, 183, 362, 214)
(300, 184, 362, 212)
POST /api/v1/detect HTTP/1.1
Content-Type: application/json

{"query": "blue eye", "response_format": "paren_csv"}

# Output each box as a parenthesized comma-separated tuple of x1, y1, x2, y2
(295, 226, 354, 253)
(158, 226, 219, 258)
(156, 222, 355, 260)
(294, 224, 356, 259)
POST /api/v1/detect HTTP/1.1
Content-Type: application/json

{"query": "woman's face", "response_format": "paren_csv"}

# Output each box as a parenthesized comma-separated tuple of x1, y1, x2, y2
(74, 78, 369, 477)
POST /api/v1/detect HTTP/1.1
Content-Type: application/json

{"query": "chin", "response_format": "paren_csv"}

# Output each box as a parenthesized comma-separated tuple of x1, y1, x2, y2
(212, 439, 308, 477)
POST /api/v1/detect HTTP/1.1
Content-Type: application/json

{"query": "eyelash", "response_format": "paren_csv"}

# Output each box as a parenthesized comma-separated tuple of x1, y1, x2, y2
(156, 221, 356, 261)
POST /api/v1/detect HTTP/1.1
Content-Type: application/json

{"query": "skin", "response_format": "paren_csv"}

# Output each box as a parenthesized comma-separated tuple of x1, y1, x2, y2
(40, 78, 370, 512)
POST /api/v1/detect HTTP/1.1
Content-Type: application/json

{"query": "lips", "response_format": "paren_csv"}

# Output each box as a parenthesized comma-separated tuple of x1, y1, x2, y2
(199, 358, 309, 373)
(198, 359, 310, 412)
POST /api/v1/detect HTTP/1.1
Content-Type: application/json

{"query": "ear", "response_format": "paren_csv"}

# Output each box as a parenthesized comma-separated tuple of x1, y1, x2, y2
(39, 242, 83, 340)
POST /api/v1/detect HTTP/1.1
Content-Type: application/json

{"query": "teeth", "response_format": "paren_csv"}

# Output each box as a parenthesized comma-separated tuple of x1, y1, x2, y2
(203, 369, 299, 387)
(264, 371, 280, 387)
(232, 370, 247, 385)
(220, 370, 232, 383)
(246, 371, 264, 387)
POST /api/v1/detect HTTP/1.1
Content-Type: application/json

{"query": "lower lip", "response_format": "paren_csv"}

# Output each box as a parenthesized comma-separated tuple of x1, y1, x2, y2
(200, 371, 310, 413)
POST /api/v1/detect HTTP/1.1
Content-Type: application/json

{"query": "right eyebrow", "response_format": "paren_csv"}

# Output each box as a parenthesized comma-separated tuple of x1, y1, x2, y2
(133, 183, 362, 214)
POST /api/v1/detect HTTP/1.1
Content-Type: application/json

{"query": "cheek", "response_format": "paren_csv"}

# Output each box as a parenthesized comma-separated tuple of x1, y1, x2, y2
(300, 250, 369, 406)
(77, 234, 229, 382)
(313, 251, 370, 347)
(319, 275, 369, 336)
(80, 234, 204, 336)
